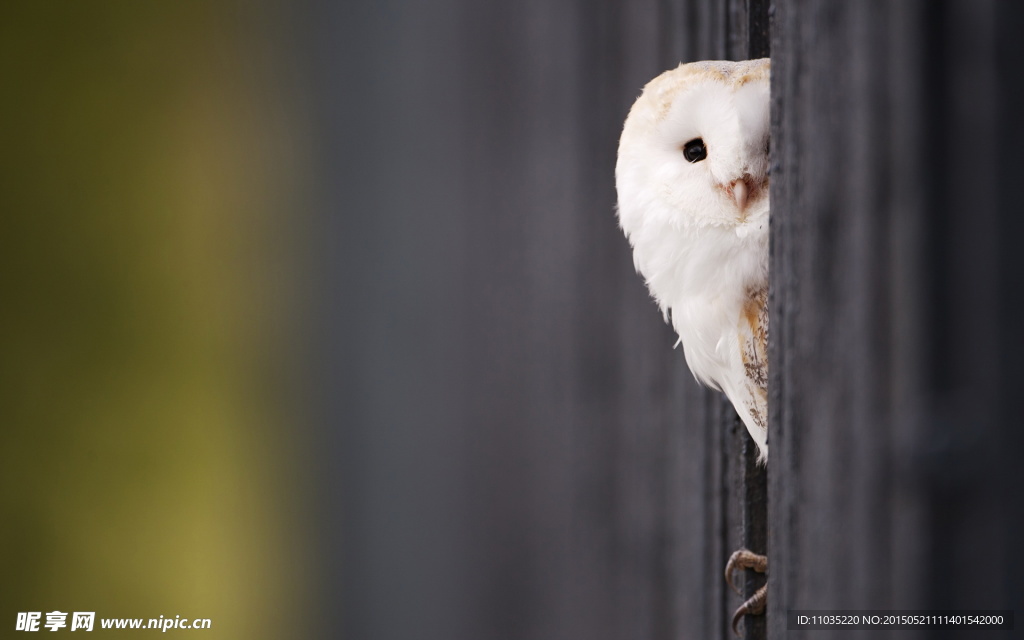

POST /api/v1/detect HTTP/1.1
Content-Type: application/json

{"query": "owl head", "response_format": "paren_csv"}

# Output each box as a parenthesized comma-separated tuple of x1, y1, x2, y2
(616, 60, 770, 238)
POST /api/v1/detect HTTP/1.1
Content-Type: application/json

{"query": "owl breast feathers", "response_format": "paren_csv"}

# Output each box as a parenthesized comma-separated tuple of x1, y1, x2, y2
(615, 59, 771, 460)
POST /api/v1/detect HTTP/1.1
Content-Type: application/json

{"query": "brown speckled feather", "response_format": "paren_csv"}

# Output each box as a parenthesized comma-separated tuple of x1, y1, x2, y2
(737, 287, 769, 438)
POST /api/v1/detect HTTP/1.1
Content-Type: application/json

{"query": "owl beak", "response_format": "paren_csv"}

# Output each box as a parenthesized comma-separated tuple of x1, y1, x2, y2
(731, 179, 749, 210)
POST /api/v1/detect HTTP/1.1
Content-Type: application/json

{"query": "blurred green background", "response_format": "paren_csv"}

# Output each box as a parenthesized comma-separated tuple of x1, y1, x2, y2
(1, 3, 311, 637)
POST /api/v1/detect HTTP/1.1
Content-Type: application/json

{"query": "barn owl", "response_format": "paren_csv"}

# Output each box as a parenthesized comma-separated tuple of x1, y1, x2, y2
(615, 59, 770, 634)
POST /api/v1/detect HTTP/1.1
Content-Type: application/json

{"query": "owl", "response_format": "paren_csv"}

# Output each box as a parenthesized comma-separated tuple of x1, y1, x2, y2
(616, 59, 770, 458)
(615, 59, 771, 632)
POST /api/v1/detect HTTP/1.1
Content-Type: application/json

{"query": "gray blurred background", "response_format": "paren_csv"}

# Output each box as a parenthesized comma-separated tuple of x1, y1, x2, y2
(303, 2, 707, 638)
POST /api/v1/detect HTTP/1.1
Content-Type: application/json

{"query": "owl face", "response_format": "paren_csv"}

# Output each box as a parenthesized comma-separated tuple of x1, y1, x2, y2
(616, 60, 770, 235)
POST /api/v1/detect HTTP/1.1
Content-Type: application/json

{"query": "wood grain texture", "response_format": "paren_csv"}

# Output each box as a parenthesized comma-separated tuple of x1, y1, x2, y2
(769, 1, 1023, 639)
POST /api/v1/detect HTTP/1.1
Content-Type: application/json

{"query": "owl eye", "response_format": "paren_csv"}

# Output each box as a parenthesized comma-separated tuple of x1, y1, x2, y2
(682, 138, 707, 163)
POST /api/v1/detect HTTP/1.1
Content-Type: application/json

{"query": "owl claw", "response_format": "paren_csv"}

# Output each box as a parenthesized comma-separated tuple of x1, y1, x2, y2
(725, 548, 767, 635)
(731, 584, 767, 636)
(724, 548, 767, 594)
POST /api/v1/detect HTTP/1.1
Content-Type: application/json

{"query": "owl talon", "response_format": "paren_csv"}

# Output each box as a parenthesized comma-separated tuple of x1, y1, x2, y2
(724, 548, 767, 595)
(725, 548, 767, 635)
(731, 584, 767, 636)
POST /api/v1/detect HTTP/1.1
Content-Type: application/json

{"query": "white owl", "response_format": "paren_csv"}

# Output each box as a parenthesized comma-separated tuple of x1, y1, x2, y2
(615, 59, 771, 632)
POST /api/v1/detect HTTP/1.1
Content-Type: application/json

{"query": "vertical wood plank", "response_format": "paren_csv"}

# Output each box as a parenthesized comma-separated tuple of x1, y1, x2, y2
(768, 1, 1023, 639)
(769, 1, 921, 635)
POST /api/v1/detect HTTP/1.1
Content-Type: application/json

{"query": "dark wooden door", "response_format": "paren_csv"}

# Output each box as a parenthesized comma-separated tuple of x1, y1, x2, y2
(769, 1, 1023, 639)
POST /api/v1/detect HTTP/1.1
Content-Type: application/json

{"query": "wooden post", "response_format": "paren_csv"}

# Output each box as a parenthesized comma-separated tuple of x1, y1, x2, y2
(768, 1, 1024, 638)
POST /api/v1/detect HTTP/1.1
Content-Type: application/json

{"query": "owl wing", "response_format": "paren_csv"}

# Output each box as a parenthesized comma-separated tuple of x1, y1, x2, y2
(734, 287, 769, 456)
